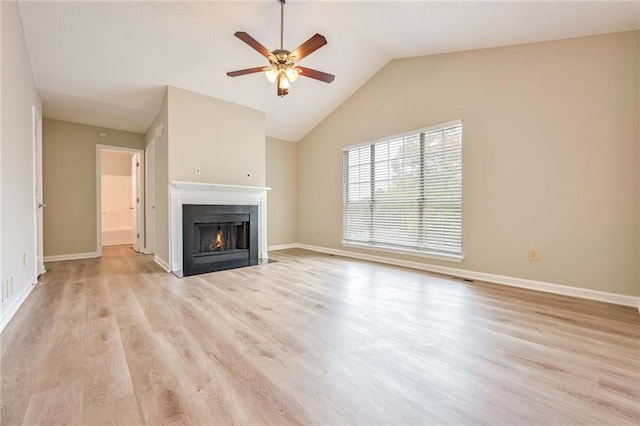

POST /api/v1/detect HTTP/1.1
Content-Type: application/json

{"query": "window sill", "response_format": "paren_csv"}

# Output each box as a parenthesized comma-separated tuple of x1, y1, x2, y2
(341, 241, 464, 263)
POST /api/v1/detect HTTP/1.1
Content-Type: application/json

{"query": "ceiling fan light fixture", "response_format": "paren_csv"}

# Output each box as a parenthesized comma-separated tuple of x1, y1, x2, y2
(285, 67, 299, 82)
(278, 74, 291, 90)
(265, 67, 278, 83)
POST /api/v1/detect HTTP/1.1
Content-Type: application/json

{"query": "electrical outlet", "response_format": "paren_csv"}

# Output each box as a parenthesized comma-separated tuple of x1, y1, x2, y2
(194, 166, 201, 176)
(1, 274, 11, 300)
(528, 248, 540, 261)
(246, 172, 251, 180)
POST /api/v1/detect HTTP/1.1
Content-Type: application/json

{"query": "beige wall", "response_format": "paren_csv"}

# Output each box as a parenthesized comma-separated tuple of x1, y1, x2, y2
(1, 0, 43, 324)
(266, 137, 297, 247)
(298, 31, 639, 297)
(168, 86, 266, 186)
(145, 89, 169, 265)
(145, 86, 266, 267)
(43, 119, 145, 256)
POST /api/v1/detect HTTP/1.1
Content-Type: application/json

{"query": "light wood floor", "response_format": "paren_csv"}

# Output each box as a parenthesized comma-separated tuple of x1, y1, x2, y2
(1, 246, 639, 425)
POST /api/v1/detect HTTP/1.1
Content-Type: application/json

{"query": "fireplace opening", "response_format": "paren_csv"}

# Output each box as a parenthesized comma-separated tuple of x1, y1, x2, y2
(193, 222, 248, 256)
(183, 204, 258, 276)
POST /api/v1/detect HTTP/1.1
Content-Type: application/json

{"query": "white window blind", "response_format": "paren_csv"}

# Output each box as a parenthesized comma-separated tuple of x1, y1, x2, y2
(343, 121, 462, 257)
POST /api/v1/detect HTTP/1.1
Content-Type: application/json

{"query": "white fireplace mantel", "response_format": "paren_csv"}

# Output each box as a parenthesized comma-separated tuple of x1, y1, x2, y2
(169, 181, 270, 276)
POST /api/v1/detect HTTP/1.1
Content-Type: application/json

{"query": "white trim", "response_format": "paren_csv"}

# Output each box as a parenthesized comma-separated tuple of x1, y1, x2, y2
(44, 252, 99, 262)
(171, 181, 271, 193)
(101, 240, 134, 246)
(343, 119, 462, 151)
(297, 244, 640, 309)
(154, 255, 171, 272)
(96, 147, 102, 256)
(342, 241, 464, 263)
(144, 139, 156, 255)
(32, 106, 45, 276)
(0, 274, 37, 333)
(268, 243, 299, 251)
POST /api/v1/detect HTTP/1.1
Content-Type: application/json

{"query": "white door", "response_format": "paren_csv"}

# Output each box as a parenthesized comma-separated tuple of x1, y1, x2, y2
(145, 140, 156, 254)
(33, 106, 45, 276)
(131, 154, 142, 252)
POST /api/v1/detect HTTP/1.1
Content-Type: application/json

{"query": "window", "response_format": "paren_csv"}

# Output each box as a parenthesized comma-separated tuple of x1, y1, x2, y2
(342, 120, 463, 260)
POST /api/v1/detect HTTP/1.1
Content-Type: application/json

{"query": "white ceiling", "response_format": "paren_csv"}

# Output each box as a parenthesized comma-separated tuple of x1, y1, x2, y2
(18, 1, 640, 142)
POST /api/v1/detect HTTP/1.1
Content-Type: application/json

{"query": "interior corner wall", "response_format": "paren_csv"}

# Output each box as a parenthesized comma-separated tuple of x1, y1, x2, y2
(1, 0, 42, 327)
(167, 86, 266, 186)
(43, 119, 145, 257)
(266, 137, 298, 247)
(297, 31, 640, 297)
(145, 88, 169, 266)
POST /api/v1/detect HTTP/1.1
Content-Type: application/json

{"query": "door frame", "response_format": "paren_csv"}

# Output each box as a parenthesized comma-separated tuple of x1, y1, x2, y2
(96, 145, 144, 256)
(144, 139, 156, 254)
(32, 106, 45, 276)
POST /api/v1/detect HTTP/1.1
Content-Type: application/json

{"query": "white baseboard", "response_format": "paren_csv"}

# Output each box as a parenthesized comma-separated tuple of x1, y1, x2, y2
(0, 274, 37, 333)
(43, 252, 99, 262)
(101, 240, 133, 246)
(268, 243, 299, 251)
(154, 255, 171, 272)
(297, 243, 640, 309)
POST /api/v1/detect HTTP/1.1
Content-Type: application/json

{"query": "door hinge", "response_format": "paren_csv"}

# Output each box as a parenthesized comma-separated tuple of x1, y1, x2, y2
(136, 162, 140, 167)
(137, 233, 140, 239)
(137, 197, 140, 203)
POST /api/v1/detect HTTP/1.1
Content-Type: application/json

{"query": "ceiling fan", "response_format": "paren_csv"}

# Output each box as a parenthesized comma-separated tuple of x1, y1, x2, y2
(226, 0, 335, 97)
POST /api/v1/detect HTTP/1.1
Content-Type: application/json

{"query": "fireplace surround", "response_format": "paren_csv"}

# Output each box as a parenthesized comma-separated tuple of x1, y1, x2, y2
(169, 181, 269, 277)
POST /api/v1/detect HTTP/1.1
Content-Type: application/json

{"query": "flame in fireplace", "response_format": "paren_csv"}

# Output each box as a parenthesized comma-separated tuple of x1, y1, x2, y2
(210, 228, 224, 250)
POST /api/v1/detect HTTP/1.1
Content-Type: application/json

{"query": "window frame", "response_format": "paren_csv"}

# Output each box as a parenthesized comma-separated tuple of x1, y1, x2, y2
(341, 119, 464, 263)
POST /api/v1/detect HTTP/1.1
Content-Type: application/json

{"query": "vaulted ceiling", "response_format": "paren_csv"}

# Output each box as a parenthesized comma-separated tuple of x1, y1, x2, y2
(18, 1, 640, 142)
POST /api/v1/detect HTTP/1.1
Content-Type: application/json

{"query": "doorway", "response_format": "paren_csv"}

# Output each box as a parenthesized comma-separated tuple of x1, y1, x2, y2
(96, 145, 144, 255)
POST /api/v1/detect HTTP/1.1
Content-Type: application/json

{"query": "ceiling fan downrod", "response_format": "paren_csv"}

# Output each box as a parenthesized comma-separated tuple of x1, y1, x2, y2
(280, 0, 285, 51)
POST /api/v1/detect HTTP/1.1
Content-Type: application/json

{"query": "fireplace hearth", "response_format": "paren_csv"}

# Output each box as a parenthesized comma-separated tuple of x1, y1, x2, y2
(182, 204, 258, 276)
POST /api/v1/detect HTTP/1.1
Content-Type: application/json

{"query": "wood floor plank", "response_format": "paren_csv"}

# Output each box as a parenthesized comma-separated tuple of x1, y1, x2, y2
(82, 348, 142, 425)
(117, 314, 214, 425)
(0, 281, 65, 425)
(22, 381, 83, 425)
(1, 245, 638, 425)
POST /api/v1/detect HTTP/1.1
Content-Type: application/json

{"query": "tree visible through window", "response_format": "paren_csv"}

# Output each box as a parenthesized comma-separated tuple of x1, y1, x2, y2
(343, 120, 462, 256)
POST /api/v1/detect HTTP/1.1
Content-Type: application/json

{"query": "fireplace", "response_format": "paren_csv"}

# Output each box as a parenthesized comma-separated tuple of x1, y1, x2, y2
(182, 204, 258, 276)
(168, 181, 269, 276)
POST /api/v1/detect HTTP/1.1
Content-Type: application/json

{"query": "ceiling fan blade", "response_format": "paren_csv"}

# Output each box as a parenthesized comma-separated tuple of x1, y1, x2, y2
(290, 34, 327, 62)
(234, 32, 272, 59)
(227, 67, 268, 77)
(296, 66, 335, 83)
